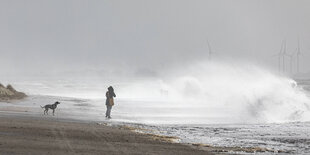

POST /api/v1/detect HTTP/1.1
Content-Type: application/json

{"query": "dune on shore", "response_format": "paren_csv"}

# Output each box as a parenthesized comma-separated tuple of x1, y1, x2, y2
(0, 83, 27, 101)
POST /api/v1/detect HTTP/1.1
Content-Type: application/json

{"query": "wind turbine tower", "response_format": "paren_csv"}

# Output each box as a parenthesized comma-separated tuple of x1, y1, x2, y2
(282, 40, 287, 73)
(273, 40, 284, 72)
(285, 52, 294, 74)
(207, 40, 212, 61)
(296, 38, 301, 73)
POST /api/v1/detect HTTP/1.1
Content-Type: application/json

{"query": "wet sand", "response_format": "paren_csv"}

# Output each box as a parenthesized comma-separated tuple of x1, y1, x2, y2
(0, 114, 213, 155)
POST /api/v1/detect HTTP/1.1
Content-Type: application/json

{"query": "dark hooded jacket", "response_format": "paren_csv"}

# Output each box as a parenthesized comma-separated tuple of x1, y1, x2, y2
(106, 86, 116, 105)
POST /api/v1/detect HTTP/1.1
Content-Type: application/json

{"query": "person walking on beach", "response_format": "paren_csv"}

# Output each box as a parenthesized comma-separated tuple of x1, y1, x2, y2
(106, 86, 116, 119)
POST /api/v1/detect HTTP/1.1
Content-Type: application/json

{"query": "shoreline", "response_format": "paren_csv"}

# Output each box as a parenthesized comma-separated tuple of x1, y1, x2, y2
(0, 95, 303, 154)
(0, 113, 214, 155)
(0, 111, 290, 154)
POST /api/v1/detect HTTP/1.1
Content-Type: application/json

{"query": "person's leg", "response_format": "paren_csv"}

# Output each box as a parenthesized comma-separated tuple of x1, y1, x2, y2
(106, 105, 109, 117)
(106, 105, 112, 118)
(108, 105, 112, 118)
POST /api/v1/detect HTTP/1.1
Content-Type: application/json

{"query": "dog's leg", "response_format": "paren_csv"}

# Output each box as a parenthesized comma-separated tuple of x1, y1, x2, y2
(53, 109, 55, 116)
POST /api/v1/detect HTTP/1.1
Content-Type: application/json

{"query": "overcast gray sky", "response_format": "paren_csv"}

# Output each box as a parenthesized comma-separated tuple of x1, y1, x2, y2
(0, 0, 310, 77)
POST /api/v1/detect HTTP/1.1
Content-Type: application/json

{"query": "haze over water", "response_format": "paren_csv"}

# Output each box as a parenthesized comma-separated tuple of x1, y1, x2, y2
(2, 59, 310, 125)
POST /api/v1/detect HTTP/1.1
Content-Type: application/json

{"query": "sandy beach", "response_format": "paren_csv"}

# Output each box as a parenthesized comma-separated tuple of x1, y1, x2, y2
(0, 114, 213, 155)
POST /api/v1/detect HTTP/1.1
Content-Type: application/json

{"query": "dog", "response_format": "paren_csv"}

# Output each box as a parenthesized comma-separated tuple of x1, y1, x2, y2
(40, 101, 60, 116)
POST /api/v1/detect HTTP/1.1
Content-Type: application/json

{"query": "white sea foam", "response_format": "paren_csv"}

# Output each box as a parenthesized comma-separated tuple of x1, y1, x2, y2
(3, 60, 310, 124)
(117, 61, 310, 124)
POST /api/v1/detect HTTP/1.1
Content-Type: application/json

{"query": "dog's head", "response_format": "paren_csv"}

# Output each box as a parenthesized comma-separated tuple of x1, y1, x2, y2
(55, 101, 60, 105)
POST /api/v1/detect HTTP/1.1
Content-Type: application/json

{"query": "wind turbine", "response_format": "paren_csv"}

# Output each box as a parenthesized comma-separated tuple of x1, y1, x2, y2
(207, 40, 212, 61)
(285, 52, 294, 74)
(273, 40, 285, 72)
(296, 38, 301, 73)
(282, 40, 287, 73)
(283, 39, 299, 74)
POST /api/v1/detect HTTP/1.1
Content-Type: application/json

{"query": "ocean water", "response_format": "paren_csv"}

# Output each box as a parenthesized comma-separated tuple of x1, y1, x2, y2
(5, 62, 310, 124)
(1, 93, 309, 154)
(127, 122, 310, 154)
(1, 62, 310, 154)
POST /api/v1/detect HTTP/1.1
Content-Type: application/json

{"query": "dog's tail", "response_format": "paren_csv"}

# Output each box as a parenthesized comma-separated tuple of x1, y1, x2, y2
(40, 105, 45, 108)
